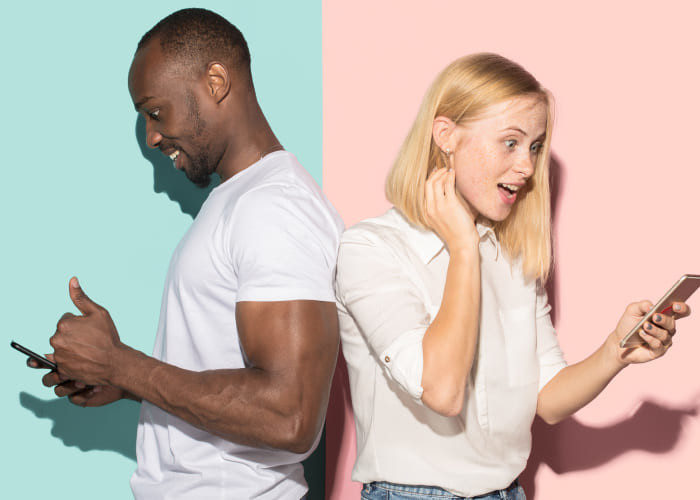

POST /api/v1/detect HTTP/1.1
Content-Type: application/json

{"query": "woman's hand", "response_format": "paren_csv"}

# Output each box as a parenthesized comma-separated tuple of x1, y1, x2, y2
(420, 164, 482, 416)
(608, 301, 691, 365)
(424, 166, 479, 252)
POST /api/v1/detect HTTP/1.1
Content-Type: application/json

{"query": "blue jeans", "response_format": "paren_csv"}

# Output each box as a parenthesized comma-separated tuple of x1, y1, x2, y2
(360, 480, 526, 500)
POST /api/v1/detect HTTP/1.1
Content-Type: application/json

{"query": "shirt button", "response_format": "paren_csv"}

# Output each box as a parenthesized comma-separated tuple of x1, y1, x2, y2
(384, 355, 390, 363)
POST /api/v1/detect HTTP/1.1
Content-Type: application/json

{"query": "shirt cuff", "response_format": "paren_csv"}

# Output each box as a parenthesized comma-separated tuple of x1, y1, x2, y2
(379, 328, 425, 400)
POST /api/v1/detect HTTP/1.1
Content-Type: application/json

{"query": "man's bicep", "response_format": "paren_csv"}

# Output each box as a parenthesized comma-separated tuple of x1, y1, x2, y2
(235, 300, 339, 377)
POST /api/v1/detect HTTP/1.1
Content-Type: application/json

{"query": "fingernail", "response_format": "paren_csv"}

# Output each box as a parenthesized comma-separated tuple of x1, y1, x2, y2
(71, 277, 80, 288)
(654, 314, 662, 322)
(645, 323, 653, 331)
(673, 303, 682, 312)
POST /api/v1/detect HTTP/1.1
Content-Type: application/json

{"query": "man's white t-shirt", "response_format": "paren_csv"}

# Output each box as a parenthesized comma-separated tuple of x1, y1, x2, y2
(130, 151, 344, 499)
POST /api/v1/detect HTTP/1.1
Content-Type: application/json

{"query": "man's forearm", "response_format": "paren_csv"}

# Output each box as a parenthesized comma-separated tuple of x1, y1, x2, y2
(109, 345, 323, 453)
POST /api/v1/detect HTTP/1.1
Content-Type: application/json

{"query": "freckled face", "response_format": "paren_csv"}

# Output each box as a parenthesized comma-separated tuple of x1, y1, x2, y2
(449, 95, 548, 222)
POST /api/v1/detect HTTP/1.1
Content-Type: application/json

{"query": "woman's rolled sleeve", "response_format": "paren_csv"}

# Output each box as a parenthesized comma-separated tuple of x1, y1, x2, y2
(336, 232, 429, 399)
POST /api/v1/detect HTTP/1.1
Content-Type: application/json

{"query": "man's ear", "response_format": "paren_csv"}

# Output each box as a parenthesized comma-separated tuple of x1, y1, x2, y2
(206, 62, 230, 103)
(432, 116, 456, 152)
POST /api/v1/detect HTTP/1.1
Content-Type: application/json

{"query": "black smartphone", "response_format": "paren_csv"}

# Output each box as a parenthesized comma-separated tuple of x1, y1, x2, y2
(10, 341, 57, 370)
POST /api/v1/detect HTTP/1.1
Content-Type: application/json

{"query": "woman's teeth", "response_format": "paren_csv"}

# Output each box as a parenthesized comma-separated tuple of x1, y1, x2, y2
(498, 183, 520, 192)
(498, 183, 521, 197)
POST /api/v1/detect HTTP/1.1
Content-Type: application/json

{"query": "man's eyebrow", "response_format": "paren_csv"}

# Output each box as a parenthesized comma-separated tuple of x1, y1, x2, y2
(133, 96, 155, 111)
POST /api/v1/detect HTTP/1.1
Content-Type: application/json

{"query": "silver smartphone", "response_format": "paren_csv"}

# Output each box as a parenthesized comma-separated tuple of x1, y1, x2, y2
(620, 274, 700, 348)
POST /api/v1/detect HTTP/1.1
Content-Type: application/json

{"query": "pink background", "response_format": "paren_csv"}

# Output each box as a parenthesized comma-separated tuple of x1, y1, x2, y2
(323, 1, 700, 498)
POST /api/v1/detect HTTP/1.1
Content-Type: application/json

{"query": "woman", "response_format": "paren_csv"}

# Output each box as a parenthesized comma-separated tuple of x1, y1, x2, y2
(335, 53, 689, 500)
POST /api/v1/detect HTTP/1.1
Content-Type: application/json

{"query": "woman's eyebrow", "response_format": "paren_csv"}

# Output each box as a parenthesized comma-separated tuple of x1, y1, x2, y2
(500, 126, 527, 135)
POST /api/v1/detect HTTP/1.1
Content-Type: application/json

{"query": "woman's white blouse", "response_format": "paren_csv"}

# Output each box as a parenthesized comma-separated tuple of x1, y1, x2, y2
(335, 208, 567, 497)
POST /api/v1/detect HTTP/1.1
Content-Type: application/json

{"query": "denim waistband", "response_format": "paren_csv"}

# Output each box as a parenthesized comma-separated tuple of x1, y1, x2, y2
(368, 479, 519, 499)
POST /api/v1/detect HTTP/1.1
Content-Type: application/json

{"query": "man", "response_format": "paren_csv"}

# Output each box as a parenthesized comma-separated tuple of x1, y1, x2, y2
(36, 8, 343, 499)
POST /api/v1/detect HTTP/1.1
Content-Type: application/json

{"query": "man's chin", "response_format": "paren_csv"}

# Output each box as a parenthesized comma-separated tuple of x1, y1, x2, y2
(185, 172, 212, 188)
(187, 172, 213, 188)
(182, 163, 215, 188)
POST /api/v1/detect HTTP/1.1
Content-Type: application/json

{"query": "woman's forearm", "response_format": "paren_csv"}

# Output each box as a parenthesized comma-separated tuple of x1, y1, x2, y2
(421, 245, 481, 416)
(536, 336, 625, 424)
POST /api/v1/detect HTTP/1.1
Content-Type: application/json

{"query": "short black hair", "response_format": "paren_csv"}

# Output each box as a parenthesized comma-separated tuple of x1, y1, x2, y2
(137, 8, 251, 82)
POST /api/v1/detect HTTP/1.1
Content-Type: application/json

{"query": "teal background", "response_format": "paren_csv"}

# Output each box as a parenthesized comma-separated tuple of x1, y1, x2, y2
(1, 1, 322, 498)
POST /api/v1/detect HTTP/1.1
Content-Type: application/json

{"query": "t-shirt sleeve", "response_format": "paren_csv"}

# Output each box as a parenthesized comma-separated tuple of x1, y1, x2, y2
(336, 227, 427, 400)
(535, 285, 567, 391)
(229, 184, 340, 303)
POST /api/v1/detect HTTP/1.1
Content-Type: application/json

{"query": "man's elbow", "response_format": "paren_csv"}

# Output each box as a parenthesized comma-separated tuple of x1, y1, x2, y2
(277, 411, 321, 454)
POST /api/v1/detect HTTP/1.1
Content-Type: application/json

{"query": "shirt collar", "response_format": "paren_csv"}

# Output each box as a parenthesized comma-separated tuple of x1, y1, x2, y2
(476, 219, 498, 247)
(391, 208, 498, 264)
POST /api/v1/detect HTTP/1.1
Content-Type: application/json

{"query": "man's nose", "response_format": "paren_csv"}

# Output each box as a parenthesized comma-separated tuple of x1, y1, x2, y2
(145, 122, 163, 149)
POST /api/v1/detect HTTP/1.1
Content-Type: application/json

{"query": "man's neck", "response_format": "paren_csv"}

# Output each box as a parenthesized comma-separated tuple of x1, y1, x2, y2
(216, 100, 281, 182)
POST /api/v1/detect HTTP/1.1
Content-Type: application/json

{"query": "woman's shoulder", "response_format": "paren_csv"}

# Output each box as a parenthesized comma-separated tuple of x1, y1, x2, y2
(341, 207, 411, 245)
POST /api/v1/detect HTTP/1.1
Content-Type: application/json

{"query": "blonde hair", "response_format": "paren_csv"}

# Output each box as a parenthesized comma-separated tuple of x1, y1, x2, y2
(385, 53, 554, 282)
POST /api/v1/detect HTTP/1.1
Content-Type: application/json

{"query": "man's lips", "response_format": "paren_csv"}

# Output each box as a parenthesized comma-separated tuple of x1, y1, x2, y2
(160, 148, 181, 166)
(167, 150, 180, 161)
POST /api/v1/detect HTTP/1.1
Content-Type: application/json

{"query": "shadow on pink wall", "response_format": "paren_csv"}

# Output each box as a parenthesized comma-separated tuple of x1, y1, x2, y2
(324, 155, 699, 498)
(523, 400, 697, 497)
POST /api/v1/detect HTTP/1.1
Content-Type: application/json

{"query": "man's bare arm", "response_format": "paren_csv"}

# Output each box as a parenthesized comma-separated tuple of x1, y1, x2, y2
(50, 278, 339, 453)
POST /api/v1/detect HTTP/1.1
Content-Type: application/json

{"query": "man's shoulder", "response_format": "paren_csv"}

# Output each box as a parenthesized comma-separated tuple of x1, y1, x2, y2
(237, 151, 317, 196)
(248, 155, 342, 232)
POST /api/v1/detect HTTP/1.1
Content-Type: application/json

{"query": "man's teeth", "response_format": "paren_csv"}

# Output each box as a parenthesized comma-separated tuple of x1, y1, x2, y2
(169, 150, 180, 161)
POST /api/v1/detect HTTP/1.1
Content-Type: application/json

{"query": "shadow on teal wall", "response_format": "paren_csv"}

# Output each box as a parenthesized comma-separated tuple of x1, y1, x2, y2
(20, 392, 140, 460)
(19, 392, 325, 498)
(16, 118, 325, 497)
(134, 116, 216, 218)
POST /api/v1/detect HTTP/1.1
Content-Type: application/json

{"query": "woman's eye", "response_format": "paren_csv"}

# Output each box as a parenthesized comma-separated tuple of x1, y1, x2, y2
(530, 142, 543, 154)
(505, 139, 517, 149)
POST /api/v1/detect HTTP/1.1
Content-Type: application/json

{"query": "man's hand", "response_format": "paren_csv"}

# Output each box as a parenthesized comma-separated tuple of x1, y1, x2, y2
(28, 353, 127, 407)
(49, 277, 125, 386)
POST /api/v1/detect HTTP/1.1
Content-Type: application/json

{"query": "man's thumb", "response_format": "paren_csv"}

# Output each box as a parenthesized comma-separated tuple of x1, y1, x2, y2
(69, 277, 98, 315)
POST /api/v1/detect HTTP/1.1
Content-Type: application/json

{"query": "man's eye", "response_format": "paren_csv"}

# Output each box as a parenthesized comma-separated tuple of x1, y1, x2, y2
(149, 109, 160, 121)
(530, 142, 543, 154)
(505, 139, 517, 149)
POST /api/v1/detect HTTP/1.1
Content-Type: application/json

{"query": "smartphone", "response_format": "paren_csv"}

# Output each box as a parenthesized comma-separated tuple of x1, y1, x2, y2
(10, 341, 57, 370)
(620, 274, 700, 348)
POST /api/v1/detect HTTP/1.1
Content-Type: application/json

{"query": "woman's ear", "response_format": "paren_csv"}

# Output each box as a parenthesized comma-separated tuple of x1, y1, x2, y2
(432, 116, 456, 153)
